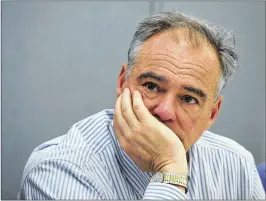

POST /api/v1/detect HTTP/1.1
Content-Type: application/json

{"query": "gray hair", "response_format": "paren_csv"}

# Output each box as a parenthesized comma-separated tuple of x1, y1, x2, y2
(126, 11, 238, 98)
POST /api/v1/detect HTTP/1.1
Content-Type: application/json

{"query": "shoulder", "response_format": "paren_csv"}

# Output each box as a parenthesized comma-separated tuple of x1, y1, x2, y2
(21, 109, 115, 185)
(75, 109, 114, 151)
(196, 130, 254, 163)
(18, 154, 113, 199)
(190, 131, 262, 199)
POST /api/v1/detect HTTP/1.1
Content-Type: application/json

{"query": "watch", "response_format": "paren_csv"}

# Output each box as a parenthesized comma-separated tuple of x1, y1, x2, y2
(150, 172, 188, 193)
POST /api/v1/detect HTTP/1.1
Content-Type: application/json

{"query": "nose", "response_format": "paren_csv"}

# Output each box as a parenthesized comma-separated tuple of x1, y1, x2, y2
(152, 97, 176, 123)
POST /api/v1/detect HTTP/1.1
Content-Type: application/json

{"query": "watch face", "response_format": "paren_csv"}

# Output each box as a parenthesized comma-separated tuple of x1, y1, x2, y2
(151, 172, 163, 183)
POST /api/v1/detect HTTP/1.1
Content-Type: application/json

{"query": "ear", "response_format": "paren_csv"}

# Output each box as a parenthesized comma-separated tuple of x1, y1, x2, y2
(206, 95, 223, 129)
(116, 63, 128, 97)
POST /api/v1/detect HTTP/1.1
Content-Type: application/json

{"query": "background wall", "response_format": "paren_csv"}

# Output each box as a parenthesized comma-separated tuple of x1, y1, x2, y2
(2, 1, 265, 199)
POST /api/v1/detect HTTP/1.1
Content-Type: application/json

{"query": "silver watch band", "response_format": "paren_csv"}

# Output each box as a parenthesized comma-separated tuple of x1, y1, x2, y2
(150, 172, 189, 193)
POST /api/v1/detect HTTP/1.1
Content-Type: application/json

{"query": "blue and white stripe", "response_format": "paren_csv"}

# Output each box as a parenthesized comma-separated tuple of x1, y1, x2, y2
(18, 109, 265, 199)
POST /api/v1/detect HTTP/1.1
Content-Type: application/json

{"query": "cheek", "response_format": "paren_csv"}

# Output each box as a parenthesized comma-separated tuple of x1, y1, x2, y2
(126, 80, 139, 95)
(138, 91, 164, 116)
(184, 113, 210, 138)
(176, 109, 211, 137)
(180, 114, 210, 149)
(135, 86, 158, 106)
(127, 84, 156, 112)
(141, 93, 157, 110)
(178, 103, 210, 128)
(176, 112, 200, 131)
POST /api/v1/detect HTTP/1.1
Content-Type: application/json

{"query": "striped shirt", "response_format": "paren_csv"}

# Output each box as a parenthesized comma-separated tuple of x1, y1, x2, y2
(18, 109, 265, 200)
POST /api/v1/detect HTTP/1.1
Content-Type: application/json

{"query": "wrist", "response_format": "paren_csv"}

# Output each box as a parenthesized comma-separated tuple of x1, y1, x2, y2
(158, 163, 188, 176)
(150, 171, 189, 194)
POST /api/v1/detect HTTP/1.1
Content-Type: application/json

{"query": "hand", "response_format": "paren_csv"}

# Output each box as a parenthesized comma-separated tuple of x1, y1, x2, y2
(114, 88, 188, 175)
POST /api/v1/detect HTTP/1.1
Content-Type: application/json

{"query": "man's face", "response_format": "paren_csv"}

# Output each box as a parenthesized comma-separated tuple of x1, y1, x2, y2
(117, 30, 223, 151)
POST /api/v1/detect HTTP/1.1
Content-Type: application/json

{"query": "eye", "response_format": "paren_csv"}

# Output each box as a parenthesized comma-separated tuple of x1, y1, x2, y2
(142, 82, 160, 92)
(181, 95, 198, 104)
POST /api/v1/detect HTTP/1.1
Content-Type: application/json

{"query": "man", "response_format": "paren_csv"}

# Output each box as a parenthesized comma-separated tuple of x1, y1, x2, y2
(18, 11, 265, 199)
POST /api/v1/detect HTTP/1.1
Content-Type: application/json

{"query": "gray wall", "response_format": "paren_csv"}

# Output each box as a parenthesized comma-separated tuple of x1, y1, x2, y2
(2, 1, 265, 199)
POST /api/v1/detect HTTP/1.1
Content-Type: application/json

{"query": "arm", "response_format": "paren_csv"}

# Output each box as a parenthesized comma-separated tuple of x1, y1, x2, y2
(18, 159, 105, 200)
(114, 88, 190, 199)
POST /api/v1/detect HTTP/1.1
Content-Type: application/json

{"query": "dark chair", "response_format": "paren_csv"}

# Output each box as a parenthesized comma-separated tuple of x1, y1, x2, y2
(257, 163, 266, 192)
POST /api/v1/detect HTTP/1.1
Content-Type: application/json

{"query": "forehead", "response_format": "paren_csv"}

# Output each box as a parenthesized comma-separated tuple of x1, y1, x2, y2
(133, 29, 221, 97)
(139, 29, 220, 68)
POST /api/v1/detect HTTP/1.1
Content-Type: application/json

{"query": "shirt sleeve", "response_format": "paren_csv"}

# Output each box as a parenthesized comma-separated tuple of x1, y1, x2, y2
(251, 165, 266, 200)
(143, 183, 189, 200)
(18, 159, 105, 200)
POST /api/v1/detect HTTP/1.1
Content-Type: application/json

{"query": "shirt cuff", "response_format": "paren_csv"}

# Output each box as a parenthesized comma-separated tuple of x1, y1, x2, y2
(143, 183, 189, 200)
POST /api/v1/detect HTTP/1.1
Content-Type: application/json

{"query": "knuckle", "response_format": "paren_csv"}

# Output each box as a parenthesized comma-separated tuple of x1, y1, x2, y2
(114, 108, 122, 116)
(122, 143, 130, 154)
(119, 138, 127, 149)
(126, 133, 136, 142)
(124, 133, 132, 141)
(114, 112, 119, 120)
(121, 107, 128, 114)
(131, 125, 141, 133)
(133, 103, 141, 111)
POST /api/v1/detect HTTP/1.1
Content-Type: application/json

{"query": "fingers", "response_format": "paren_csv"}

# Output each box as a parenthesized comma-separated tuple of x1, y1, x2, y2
(114, 94, 130, 140)
(132, 90, 154, 122)
(121, 88, 139, 128)
(115, 88, 153, 140)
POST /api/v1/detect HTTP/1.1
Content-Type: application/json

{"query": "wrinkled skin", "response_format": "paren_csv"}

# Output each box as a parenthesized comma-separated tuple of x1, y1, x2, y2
(113, 29, 223, 180)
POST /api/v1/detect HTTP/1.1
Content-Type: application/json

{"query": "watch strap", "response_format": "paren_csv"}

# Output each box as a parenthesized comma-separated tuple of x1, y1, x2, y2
(151, 172, 188, 193)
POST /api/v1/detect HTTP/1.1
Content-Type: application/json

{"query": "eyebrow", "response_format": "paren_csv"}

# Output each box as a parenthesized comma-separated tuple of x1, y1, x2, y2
(137, 71, 207, 100)
(137, 71, 168, 83)
(184, 86, 207, 100)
